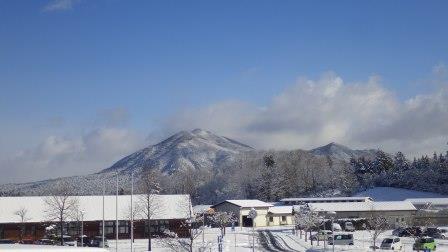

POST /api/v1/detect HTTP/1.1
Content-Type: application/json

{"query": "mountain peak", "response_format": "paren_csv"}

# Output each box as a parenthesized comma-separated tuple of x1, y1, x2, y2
(310, 142, 377, 161)
(102, 129, 253, 174)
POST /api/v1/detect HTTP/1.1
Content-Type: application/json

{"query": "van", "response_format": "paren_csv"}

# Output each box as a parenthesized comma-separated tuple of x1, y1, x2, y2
(380, 237, 403, 251)
(328, 233, 354, 245)
(344, 222, 355, 232)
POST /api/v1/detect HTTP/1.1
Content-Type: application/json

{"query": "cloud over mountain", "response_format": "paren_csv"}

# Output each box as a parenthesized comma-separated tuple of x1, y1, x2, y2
(163, 69, 448, 157)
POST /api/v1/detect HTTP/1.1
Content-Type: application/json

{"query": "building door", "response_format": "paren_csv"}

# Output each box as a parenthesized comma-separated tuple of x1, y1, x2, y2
(242, 216, 253, 227)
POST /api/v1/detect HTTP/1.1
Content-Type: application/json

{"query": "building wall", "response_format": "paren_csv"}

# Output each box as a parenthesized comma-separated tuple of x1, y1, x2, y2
(212, 203, 271, 227)
(320, 210, 415, 228)
(0, 219, 189, 241)
(267, 214, 294, 226)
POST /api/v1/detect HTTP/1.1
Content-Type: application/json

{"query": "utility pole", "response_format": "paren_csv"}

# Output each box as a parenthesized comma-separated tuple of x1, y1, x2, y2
(116, 171, 119, 252)
(80, 210, 85, 247)
(131, 170, 134, 252)
(102, 181, 105, 248)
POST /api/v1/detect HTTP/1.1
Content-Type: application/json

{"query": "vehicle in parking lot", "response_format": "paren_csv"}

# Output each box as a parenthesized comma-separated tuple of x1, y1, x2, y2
(423, 227, 442, 239)
(53, 235, 77, 246)
(328, 233, 354, 245)
(393, 226, 422, 237)
(332, 223, 342, 231)
(380, 237, 403, 251)
(440, 228, 448, 239)
(85, 236, 108, 247)
(413, 237, 436, 251)
(344, 221, 355, 232)
(35, 238, 55, 245)
(311, 230, 332, 241)
(0, 239, 15, 244)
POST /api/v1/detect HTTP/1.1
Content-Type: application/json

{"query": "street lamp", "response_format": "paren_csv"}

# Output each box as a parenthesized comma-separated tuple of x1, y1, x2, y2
(327, 211, 336, 252)
(80, 210, 85, 247)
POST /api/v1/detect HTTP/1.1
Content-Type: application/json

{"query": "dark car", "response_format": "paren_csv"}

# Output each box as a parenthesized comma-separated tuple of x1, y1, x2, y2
(0, 239, 15, 244)
(392, 227, 406, 236)
(18, 239, 34, 244)
(423, 227, 442, 239)
(35, 238, 55, 245)
(87, 236, 108, 248)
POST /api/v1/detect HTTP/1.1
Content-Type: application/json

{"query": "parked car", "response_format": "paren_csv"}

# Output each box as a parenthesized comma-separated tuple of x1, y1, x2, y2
(0, 239, 15, 244)
(311, 230, 333, 241)
(344, 222, 355, 232)
(423, 227, 442, 239)
(394, 227, 422, 237)
(54, 235, 77, 246)
(18, 239, 34, 244)
(328, 233, 354, 245)
(413, 237, 436, 251)
(35, 238, 55, 245)
(332, 223, 342, 231)
(380, 237, 403, 251)
(87, 236, 109, 248)
(440, 228, 448, 239)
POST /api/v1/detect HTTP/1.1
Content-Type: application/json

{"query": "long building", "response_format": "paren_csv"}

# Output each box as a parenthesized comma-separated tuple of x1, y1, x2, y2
(281, 196, 373, 205)
(0, 194, 192, 241)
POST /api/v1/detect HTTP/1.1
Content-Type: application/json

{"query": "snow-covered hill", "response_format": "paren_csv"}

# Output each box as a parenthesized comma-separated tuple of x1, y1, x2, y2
(310, 142, 377, 161)
(101, 129, 253, 174)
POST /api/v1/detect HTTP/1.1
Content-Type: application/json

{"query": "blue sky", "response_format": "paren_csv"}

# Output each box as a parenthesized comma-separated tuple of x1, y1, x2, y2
(1, 0, 448, 182)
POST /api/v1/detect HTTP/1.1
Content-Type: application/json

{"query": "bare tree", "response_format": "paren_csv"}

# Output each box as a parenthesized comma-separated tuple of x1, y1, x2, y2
(366, 214, 389, 251)
(294, 204, 322, 244)
(44, 182, 79, 245)
(210, 211, 236, 236)
(14, 207, 30, 241)
(158, 195, 198, 252)
(137, 169, 161, 252)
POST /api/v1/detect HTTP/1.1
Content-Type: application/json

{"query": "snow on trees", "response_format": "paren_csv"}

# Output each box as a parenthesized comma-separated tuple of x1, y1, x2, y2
(293, 204, 323, 243)
(210, 211, 237, 236)
(14, 206, 30, 241)
(137, 169, 162, 252)
(366, 206, 389, 251)
(43, 181, 79, 245)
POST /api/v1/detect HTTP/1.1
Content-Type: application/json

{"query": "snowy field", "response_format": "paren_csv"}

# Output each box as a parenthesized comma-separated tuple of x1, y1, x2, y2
(2, 227, 448, 251)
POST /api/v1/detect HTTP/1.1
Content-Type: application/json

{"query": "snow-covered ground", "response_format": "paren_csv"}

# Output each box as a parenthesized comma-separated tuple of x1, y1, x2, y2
(3, 227, 448, 251)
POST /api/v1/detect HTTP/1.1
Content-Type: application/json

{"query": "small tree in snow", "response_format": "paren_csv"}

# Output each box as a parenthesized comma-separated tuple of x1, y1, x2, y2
(14, 207, 30, 241)
(210, 211, 236, 236)
(44, 182, 79, 245)
(294, 204, 322, 243)
(366, 214, 389, 251)
(137, 169, 162, 252)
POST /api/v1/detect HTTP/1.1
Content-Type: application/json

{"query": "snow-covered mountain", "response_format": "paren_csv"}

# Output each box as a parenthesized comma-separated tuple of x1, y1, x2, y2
(0, 132, 380, 197)
(101, 129, 253, 174)
(310, 142, 377, 161)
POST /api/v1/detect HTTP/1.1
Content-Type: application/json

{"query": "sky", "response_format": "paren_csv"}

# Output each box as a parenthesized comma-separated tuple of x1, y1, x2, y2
(0, 0, 448, 183)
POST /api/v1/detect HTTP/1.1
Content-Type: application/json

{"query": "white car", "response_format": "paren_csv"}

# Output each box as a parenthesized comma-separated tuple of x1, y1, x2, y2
(380, 237, 403, 251)
(440, 228, 448, 239)
(344, 221, 355, 232)
(332, 223, 342, 231)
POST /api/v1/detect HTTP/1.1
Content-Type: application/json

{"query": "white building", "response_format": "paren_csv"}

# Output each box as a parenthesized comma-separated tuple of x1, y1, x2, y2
(211, 200, 273, 227)
(0, 194, 192, 241)
(306, 201, 417, 227)
(281, 196, 373, 205)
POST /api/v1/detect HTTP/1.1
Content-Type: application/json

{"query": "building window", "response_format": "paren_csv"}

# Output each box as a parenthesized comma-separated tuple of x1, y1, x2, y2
(269, 216, 273, 222)
(119, 221, 129, 234)
(99, 221, 115, 235)
(281, 216, 287, 222)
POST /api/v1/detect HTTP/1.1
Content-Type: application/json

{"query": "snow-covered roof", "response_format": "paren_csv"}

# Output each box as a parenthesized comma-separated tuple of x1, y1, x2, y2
(213, 200, 273, 208)
(0, 194, 191, 224)
(193, 205, 212, 214)
(306, 201, 416, 212)
(281, 197, 373, 202)
(268, 206, 293, 214)
(405, 198, 448, 205)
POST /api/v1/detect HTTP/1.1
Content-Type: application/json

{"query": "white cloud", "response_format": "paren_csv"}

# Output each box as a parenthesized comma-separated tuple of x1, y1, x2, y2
(42, 0, 80, 12)
(162, 70, 448, 157)
(1, 128, 144, 184)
